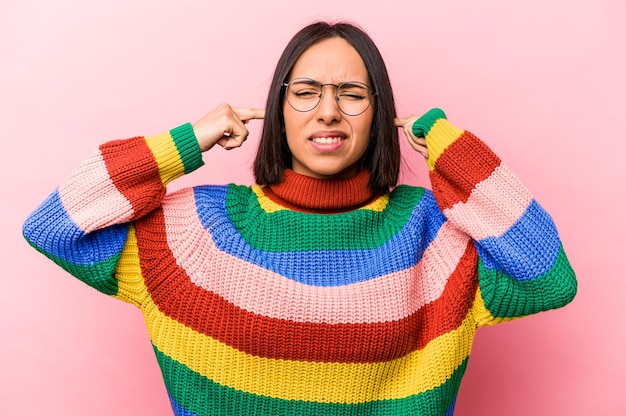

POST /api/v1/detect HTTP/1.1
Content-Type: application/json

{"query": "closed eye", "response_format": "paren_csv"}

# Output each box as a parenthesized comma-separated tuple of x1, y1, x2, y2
(293, 90, 320, 97)
(339, 92, 366, 101)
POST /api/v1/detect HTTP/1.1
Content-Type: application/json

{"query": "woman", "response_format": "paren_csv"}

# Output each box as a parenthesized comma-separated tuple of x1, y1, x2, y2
(23, 21, 577, 416)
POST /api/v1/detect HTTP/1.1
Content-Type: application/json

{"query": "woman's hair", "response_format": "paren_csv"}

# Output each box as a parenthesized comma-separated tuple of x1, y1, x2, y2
(253, 21, 400, 195)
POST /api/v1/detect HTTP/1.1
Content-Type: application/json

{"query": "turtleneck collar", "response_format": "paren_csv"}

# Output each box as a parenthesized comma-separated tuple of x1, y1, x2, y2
(265, 169, 376, 213)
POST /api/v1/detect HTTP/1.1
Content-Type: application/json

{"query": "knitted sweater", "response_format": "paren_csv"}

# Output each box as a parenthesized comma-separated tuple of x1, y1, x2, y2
(23, 109, 577, 416)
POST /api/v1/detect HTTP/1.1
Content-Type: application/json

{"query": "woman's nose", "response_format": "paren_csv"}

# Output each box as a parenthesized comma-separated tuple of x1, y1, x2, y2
(316, 86, 342, 123)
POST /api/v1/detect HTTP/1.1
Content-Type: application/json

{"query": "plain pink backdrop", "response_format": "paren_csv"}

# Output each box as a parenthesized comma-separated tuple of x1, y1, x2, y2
(1, 0, 625, 414)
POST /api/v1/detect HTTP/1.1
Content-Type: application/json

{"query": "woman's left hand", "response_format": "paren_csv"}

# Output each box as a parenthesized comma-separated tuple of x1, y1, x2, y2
(395, 115, 429, 159)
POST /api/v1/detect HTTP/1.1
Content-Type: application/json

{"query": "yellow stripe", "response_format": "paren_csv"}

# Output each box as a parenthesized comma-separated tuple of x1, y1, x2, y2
(252, 185, 286, 213)
(471, 288, 517, 327)
(252, 185, 389, 213)
(145, 132, 186, 186)
(113, 226, 148, 307)
(149, 302, 475, 403)
(362, 193, 389, 212)
(424, 119, 464, 171)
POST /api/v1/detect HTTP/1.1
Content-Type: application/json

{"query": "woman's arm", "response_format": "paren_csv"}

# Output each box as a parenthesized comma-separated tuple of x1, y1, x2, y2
(22, 105, 264, 302)
(405, 109, 577, 326)
(22, 124, 204, 298)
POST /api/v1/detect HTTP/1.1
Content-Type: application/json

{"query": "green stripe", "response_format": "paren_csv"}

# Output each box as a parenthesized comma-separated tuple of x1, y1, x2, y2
(170, 123, 204, 174)
(412, 108, 447, 138)
(154, 346, 466, 416)
(478, 245, 577, 318)
(225, 185, 425, 252)
(28, 242, 119, 295)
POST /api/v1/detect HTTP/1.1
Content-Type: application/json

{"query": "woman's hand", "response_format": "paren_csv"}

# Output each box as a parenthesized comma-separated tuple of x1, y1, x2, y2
(193, 104, 265, 152)
(395, 115, 429, 159)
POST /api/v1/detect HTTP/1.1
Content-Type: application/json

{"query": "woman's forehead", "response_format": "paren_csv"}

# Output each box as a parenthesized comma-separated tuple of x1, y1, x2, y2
(289, 37, 369, 83)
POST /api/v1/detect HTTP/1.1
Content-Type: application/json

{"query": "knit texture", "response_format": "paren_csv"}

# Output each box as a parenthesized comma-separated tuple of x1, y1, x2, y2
(23, 110, 577, 415)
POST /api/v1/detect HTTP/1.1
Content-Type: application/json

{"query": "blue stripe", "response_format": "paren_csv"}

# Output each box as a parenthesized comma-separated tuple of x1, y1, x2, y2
(22, 190, 129, 266)
(194, 186, 445, 286)
(169, 392, 198, 416)
(476, 199, 560, 280)
(444, 396, 457, 416)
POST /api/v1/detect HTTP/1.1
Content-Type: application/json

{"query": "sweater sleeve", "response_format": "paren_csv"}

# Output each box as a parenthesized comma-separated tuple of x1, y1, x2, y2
(413, 109, 577, 327)
(22, 123, 204, 302)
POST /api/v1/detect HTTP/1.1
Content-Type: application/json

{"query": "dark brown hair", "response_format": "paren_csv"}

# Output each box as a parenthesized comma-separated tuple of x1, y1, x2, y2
(253, 21, 400, 195)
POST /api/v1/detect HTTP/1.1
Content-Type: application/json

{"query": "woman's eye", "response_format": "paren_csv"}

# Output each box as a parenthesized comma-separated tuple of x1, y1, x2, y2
(340, 92, 365, 101)
(294, 90, 319, 98)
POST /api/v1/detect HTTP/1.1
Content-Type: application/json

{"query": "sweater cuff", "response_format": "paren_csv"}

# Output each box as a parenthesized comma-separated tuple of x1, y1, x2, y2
(170, 123, 204, 174)
(412, 108, 447, 138)
(412, 109, 465, 171)
(145, 123, 204, 186)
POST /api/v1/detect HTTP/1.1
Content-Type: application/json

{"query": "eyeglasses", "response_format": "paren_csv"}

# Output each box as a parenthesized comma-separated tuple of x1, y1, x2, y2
(282, 77, 376, 116)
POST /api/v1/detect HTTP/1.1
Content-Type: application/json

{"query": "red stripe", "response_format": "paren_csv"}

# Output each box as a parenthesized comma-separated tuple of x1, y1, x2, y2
(430, 131, 501, 211)
(136, 210, 479, 363)
(100, 137, 165, 217)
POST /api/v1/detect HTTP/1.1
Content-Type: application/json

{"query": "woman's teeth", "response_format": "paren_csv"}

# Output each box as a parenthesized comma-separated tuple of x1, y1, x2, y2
(312, 137, 343, 144)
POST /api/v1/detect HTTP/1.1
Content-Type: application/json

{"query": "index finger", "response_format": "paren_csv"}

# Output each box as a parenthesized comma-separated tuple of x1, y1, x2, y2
(235, 107, 265, 122)
(394, 115, 417, 127)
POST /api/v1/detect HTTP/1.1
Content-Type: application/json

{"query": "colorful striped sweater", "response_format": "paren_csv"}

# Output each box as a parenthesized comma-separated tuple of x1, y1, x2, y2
(23, 109, 577, 415)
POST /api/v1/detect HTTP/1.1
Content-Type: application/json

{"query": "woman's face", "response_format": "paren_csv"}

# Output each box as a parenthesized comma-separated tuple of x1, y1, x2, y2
(283, 37, 374, 180)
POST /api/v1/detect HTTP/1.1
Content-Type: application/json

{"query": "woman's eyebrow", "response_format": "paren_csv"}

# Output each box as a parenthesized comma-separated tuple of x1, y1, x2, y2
(291, 78, 321, 86)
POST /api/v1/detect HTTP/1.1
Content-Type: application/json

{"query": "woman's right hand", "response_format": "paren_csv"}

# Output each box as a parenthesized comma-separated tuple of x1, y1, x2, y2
(192, 104, 265, 152)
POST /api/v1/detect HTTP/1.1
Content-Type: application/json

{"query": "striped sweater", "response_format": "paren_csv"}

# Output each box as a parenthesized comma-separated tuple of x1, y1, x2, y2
(23, 109, 577, 415)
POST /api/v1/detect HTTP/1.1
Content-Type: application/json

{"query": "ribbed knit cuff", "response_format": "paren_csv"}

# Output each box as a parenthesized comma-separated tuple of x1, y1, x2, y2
(171, 123, 204, 174)
(412, 108, 447, 138)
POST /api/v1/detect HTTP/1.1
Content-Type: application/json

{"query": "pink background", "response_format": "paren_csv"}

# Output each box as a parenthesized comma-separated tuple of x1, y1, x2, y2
(1, 0, 624, 414)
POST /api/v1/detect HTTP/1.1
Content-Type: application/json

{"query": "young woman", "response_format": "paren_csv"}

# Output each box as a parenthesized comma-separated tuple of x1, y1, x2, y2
(23, 21, 577, 416)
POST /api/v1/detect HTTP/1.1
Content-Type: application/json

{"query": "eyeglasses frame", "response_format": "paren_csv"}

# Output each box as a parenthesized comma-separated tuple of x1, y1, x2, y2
(282, 77, 376, 116)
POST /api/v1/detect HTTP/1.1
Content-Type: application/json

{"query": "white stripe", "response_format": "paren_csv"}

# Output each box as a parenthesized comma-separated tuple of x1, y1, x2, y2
(443, 163, 532, 240)
(58, 149, 134, 233)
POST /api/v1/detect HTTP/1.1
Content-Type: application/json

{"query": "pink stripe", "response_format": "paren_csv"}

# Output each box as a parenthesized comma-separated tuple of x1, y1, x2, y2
(443, 163, 532, 240)
(58, 149, 134, 233)
(161, 189, 471, 324)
